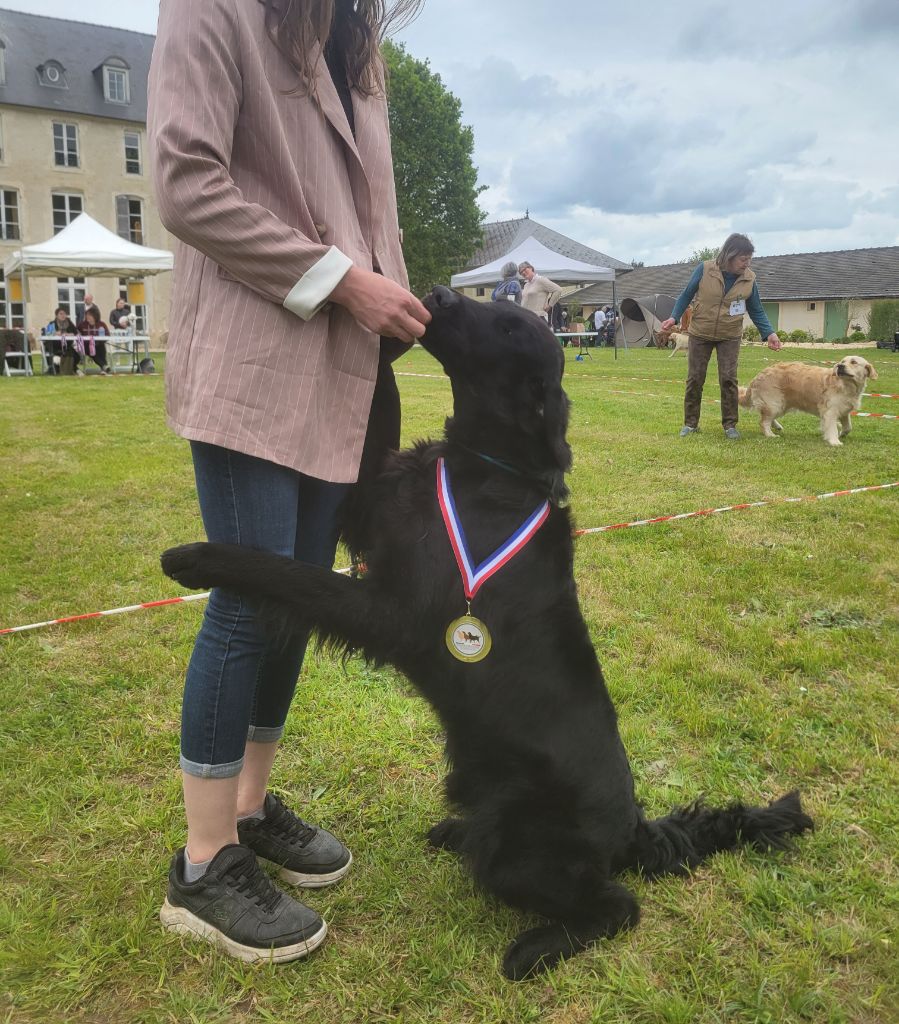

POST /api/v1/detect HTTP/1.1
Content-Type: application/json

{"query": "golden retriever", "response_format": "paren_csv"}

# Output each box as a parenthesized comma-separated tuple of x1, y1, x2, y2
(667, 332, 690, 358)
(738, 356, 878, 446)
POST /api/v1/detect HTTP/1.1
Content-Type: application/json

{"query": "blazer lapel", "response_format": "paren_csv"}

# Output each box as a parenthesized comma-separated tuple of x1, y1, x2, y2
(311, 42, 367, 176)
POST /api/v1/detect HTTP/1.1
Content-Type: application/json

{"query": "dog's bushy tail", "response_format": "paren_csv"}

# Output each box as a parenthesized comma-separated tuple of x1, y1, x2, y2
(632, 791, 813, 878)
(738, 384, 752, 408)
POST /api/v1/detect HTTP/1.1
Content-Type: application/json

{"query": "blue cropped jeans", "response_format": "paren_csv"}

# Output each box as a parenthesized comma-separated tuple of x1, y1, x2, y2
(179, 441, 349, 779)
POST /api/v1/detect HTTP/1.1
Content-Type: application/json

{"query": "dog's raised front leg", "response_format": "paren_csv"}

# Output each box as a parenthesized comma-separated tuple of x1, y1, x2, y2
(161, 542, 401, 663)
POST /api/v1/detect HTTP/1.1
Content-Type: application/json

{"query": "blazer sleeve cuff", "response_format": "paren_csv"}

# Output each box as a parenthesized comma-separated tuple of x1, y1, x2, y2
(282, 247, 354, 321)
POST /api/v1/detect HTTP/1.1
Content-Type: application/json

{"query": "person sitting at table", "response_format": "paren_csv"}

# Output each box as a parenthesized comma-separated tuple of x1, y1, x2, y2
(109, 297, 133, 330)
(76, 308, 113, 375)
(43, 307, 80, 375)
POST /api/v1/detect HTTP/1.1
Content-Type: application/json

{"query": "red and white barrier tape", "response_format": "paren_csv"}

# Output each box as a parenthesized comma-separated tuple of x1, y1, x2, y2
(596, 386, 897, 417)
(573, 481, 897, 535)
(584, 375, 899, 400)
(2, 484, 895, 636)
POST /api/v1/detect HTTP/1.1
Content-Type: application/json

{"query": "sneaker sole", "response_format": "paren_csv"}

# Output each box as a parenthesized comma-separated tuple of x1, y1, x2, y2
(159, 900, 328, 963)
(276, 850, 353, 889)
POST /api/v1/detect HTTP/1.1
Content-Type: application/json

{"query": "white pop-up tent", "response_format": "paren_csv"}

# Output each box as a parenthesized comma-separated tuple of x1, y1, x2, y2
(3, 213, 173, 375)
(450, 236, 616, 288)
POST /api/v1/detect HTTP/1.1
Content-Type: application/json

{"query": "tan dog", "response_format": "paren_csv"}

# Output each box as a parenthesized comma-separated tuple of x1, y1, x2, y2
(667, 332, 690, 358)
(738, 356, 878, 446)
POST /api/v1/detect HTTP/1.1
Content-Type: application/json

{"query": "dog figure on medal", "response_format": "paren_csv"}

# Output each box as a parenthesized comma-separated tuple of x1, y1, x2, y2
(446, 607, 492, 663)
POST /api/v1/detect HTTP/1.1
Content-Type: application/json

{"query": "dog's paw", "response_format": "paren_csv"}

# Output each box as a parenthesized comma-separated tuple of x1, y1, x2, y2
(160, 543, 216, 590)
(502, 927, 565, 980)
(426, 817, 467, 852)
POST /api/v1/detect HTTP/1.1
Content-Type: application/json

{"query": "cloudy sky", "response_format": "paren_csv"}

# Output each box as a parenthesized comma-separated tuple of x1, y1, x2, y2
(10, 0, 899, 265)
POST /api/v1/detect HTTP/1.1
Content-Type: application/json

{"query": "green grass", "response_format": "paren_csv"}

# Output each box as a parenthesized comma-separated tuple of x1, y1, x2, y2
(1, 345, 897, 1023)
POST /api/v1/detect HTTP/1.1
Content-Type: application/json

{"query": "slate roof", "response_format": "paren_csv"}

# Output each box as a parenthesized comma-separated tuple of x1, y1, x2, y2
(461, 217, 631, 273)
(0, 7, 154, 123)
(564, 246, 899, 307)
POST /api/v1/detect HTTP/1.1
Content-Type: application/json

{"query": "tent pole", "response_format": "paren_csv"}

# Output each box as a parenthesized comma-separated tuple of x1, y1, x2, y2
(612, 277, 618, 360)
(21, 265, 32, 376)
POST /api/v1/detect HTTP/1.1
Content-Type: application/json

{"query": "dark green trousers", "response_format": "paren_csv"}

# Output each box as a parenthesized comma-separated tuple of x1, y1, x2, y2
(684, 334, 741, 428)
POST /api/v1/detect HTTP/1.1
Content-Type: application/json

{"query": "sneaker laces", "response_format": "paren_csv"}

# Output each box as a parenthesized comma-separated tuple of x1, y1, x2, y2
(228, 859, 283, 914)
(266, 797, 317, 847)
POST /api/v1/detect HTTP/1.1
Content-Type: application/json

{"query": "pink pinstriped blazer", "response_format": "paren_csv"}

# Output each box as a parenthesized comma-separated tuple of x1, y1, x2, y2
(147, 0, 409, 482)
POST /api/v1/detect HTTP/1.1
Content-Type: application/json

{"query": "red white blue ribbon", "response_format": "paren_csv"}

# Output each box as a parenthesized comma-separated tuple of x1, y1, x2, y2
(436, 456, 550, 601)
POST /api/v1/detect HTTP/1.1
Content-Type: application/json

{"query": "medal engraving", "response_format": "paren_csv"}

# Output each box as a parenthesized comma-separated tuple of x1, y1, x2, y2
(446, 615, 492, 663)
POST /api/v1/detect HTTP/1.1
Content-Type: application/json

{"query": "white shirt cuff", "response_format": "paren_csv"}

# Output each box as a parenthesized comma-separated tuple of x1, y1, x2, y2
(282, 246, 353, 321)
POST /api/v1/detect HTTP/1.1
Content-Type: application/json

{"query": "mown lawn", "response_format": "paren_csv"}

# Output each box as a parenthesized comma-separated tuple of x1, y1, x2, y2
(1, 344, 897, 1024)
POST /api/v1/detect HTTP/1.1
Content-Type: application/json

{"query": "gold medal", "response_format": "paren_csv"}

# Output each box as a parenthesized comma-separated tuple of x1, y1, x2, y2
(445, 614, 492, 663)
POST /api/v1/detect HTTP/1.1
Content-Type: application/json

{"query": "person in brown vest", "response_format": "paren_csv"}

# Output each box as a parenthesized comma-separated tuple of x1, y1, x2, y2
(660, 233, 782, 439)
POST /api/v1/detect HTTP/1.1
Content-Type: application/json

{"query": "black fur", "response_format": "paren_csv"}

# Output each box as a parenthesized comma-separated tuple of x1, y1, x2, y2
(162, 287, 813, 980)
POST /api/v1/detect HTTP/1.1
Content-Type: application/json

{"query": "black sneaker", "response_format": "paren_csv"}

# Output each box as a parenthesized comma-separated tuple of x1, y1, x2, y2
(238, 793, 352, 889)
(159, 844, 327, 963)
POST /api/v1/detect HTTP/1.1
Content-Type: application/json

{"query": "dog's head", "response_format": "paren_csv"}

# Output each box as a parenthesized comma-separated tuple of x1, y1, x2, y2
(421, 286, 571, 504)
(834, 355, 878, 386)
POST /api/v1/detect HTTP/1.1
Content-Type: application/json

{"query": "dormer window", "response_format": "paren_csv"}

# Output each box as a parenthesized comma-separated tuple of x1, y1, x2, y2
(38, 60, 68, 89)
(102, 59, 130, 104)
(0, 42, 7, 87)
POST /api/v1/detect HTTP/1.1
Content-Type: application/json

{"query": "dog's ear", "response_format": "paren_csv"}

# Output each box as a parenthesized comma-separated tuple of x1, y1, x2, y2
(866, 362, 879, 380)
(539, 379, 572, 505)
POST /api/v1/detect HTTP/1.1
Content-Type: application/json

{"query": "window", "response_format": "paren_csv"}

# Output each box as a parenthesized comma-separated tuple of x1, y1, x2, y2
(0, 270, 25, 329)
(53, 122, 79, 168)
(807, 302, 816, 312)
(476, 287, 486, 297)
(52, 192, 83, 233)
(118, 277, 147, 332)
(104, 65, 130, 104)
(0, 43, 6, 88)
(57, 277, 86, 319)
(39, 60, 68, 89)
(116, 195, 144, 244)
(124, 131, 142, 175)
(0, 188, 19, 240)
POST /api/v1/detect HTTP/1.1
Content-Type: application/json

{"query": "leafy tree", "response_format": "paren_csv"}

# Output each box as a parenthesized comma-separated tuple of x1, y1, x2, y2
(382, 41, 484, 294)
(867, 299, 899, 341)
(677, 245, 720, 264)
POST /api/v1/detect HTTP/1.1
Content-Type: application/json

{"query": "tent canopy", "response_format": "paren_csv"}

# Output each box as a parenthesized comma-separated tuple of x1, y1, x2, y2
(451, 236, 615, 289)
(4, 212, 174, 279)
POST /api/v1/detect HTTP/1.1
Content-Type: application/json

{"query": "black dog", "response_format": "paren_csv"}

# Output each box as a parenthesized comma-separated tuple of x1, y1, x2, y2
(162, 287, 813, 980)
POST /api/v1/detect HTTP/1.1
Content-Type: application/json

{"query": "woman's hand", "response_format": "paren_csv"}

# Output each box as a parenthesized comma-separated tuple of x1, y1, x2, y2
(659, 317, 676, 332)
(330, 267, 431, 344)
(766, 333, 783, 350)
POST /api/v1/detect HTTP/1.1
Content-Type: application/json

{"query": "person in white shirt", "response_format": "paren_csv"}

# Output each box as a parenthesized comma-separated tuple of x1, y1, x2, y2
(518, 262, 562, 321)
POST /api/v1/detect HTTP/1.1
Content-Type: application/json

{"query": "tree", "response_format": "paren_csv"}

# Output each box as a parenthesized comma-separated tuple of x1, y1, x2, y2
(677, 246, 720, 264)
(382, 40, 484, 294)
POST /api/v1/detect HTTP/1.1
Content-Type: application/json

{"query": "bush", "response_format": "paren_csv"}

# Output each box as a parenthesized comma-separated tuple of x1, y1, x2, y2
(849, 330, 867, 342)
(788, 329, 813, 343)
(867, 300, 899, 342)
(742, 325, 760, 343)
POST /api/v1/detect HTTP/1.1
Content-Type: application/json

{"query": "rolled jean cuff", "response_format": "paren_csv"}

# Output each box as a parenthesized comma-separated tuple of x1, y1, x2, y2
(180, 753, 245, 779)
(246, 724, 284, 744)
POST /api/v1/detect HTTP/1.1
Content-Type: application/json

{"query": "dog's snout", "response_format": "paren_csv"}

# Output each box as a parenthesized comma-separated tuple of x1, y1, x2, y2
(430, 285, 459, 310)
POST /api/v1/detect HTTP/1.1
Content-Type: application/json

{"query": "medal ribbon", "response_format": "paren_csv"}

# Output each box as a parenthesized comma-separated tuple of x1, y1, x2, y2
(436, 457, 550, 602)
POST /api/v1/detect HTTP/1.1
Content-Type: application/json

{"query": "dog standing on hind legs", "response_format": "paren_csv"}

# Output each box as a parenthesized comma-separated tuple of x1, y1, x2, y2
(162, 287, 813, 980)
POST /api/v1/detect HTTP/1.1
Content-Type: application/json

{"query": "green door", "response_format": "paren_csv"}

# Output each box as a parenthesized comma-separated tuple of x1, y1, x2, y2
(824, 300, 849, 341)
(761, 301, 779, 331)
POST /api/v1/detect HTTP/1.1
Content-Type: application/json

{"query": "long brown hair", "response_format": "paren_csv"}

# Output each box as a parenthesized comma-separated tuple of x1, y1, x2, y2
(716, 233, 755, 271)
(261, 0, 424, 96)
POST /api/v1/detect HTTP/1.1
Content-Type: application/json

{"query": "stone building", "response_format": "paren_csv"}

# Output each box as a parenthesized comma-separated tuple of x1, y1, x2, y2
(0, 8, 171, 342)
